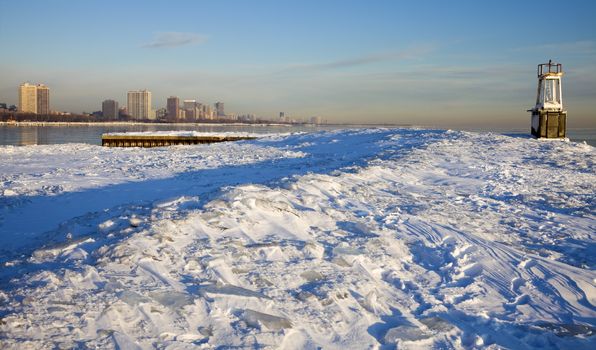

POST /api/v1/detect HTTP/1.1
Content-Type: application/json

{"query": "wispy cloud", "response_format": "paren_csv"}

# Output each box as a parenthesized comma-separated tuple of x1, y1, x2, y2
(280, 44, 436, 72)
(142, 32, 208, 48)
(512, 40, 596, 55)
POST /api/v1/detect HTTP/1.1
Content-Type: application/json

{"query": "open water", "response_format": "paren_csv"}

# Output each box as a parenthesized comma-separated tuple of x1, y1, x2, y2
(0, 124, 338, 146)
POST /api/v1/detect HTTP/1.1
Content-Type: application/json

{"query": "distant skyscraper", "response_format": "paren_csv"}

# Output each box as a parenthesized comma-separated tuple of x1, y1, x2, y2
(183, 100, 195, 110)
(183, 100, 201, 121)
(205, 105, 214, 120)
(18, 83, 38, 113)
(195, 102, 204, 119)
(167, 96, 179, 122)
(215, 102, 225, 118)
(36, 84, 50, 115)
(102, 99, 119, 119)
(127, 90, 151, 120)
(279, 112, 285, 122)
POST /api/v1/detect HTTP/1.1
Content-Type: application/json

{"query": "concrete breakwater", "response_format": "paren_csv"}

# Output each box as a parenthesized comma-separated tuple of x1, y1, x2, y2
(101, 134, 256, 147)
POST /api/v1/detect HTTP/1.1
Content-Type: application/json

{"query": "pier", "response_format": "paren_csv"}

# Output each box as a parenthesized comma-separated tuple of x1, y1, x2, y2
(101, 134, 256, 147)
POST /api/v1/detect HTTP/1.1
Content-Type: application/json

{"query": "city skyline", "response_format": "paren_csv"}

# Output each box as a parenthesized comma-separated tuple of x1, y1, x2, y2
(5, 80, 315, 122)
(1, 0, 595, 127)
(7, 83, 298, 123)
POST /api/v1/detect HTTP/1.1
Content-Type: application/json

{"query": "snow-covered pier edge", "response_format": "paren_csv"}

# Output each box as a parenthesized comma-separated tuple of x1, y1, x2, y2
(101, 132, 257, 147)
(0, 128, 594, 349)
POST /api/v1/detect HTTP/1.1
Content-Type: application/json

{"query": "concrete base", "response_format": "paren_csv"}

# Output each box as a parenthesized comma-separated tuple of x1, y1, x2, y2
(530, 110, 566, 139)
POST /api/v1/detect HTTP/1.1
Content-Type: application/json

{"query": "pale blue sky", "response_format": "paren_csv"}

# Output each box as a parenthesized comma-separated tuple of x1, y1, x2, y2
(1, 0, 595, 127)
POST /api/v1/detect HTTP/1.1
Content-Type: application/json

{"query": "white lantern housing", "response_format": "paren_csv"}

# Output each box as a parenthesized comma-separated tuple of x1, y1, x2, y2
(529, 60, 567, 138)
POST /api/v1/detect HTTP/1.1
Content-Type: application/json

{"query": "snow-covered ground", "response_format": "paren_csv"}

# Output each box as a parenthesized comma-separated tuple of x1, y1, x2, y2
(0, 129, 594, 349)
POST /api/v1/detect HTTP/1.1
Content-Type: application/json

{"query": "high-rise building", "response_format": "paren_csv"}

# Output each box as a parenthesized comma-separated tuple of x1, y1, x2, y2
(196, 102, 204, 119)
(183, 100, 198, 121)
(310, 116, 322, 125)
(204, 105, 214, 120)
(102, 99, 119, 119)
(36, 84, 50, 115)
(215, 102, 225, 118)
(18, 83, 50, 114)
(127, 90, 151, 120)
(18, 83, 38, 113)
(183, 100, 197, 121)
(167, 96, 179, 122)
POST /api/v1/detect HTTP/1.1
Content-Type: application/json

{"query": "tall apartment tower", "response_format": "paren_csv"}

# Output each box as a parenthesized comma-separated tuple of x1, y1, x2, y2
(204, 105, 214, 120)
(102, 99, 119, 119)
(167, 96, 179, 122)
(127, 90, 151, 120)
(215, 102, 225, 118)
(18, 83, 39, 113)
(183, 100, 198, 121)
(36, 84, 50, 115)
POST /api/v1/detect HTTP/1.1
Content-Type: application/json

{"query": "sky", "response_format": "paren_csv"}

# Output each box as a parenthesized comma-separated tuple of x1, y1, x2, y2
(1, 0, 595, 128)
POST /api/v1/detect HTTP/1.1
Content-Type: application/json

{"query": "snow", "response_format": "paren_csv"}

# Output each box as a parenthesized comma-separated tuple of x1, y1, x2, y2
(0, 128, 594, 349)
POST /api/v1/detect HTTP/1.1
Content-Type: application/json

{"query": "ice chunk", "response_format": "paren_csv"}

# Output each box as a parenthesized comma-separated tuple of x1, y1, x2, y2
(332, 255, 353, 267)
(61, 247, 88, 262)
(118, 291, 150, 306)
(383, 325, 432, 343)
(200, 283, 270, 299)
(304, 242, 325, 260)
(149, 291, 194, 309)
(535, 322, 596, 337)
(419, 316, 455, 333)
(241, 309, 292, 330)
(360, 290, 389, 314)
(129, 217, 143, 227)
(300, 270, 324, 282)
(198, 326, 213, 337)
(99, 219, 115, 231)
(112, 331, 143, 350)
(332, 243, 363, 256)
(176, 333, 205, 342)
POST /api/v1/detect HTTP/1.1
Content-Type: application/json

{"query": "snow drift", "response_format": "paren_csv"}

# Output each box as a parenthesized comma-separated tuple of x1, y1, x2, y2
(0, 128, 594, 349)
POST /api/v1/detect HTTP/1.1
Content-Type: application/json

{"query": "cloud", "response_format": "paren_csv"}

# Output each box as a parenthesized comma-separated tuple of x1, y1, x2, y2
(512, 40, 596, 55)
(142, 32, 208, 48)
(280, 44, 436, 72)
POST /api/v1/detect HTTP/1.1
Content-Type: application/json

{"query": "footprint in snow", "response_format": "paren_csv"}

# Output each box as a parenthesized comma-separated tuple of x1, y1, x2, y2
(519, 258, 537, 269)
(449, 262, 483, 288)
(504, 294, 531, 311)
(511, 277, 526, 294)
